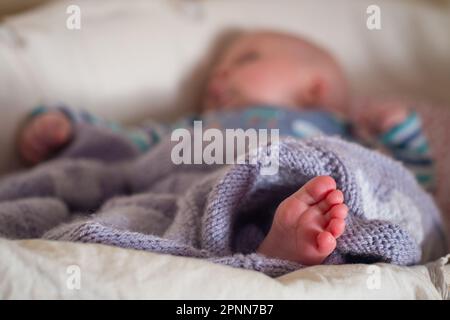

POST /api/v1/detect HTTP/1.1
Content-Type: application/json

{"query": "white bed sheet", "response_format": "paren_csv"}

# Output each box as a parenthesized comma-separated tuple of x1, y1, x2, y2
(0, 239, 448, 299)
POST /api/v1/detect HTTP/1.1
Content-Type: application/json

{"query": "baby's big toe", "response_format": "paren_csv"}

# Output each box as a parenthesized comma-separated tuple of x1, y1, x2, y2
(292, 176, 337, 205)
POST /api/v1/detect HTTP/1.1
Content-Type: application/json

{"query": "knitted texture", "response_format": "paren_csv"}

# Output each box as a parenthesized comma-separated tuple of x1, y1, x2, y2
(0, 125, 446, 277)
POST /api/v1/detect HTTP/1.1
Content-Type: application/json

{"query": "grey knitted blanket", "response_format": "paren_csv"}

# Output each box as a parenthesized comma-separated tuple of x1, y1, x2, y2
(0, 124, 446, 277)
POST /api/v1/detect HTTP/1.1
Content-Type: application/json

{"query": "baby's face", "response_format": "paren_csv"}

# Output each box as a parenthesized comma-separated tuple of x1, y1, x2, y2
(203, 31, 348, 113)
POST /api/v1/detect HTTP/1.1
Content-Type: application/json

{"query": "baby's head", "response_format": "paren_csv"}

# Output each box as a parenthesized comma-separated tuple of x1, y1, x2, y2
(203, 31, 349, 113)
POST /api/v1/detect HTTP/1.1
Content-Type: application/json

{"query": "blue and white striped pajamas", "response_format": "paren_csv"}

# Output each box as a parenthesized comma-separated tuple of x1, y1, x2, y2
(29, 104, 434, 190)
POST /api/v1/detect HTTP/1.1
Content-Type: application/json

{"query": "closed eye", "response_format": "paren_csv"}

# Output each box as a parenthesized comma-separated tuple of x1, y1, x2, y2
(234, 51, 260, 66)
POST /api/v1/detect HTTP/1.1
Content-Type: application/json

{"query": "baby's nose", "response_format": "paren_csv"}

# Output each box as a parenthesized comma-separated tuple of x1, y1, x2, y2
(212, 67, 230, 80)
(209, 70, 229, 93)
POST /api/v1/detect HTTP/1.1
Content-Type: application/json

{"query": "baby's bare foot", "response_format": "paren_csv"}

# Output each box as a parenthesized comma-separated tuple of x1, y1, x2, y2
(257, 176, 348, 265)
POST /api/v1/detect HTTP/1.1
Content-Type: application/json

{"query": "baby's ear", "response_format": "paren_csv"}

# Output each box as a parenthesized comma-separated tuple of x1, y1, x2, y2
(301, 76, 325, 106)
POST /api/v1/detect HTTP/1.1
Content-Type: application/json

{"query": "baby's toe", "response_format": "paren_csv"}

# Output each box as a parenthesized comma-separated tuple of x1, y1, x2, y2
(292, 176, 336, 205)
(325, 189, 344, 205)
(326, 203, 348, 220)
(316, 189, 344, 213)
(316, 231, 336, 254)
(326, 218, 346, 238)
(278, 176, 337, 227)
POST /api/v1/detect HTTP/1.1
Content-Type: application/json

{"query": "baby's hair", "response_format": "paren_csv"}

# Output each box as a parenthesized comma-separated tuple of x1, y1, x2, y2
(176, 28, 246, 114)
(206, 28, 247, 70)
(242, 29, 348, 111)
(193, 28, 247, 112)
(196, 28, 348, 112)
(240, 29, 334, 64)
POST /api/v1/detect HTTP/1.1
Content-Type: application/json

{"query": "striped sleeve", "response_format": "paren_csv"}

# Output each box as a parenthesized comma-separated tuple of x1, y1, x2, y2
(29, 105, 168, 153)
(379, 111, 435, 190)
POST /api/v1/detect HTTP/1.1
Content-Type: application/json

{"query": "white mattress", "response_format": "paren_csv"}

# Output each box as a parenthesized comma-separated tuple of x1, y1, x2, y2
(0, 239, 448, 299)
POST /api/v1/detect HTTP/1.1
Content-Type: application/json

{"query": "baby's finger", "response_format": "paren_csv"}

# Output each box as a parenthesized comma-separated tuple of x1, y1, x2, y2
(20, 135, 45, 164)
(40, 115, 71, 147)
(29, 122, 53, 153)
(31, 117, 62, 148)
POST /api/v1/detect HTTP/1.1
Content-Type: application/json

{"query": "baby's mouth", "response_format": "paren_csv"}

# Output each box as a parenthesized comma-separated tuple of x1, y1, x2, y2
(207, 85, 234, 108)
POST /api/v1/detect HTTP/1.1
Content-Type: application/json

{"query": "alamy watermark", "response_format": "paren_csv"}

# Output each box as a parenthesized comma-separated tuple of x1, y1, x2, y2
(367, 5, 381, 30)
(66, 264, 81, 290)
(171, 121, 280, 175)
(64, 5, 382, 31)
(66, 5, 81, 30)
(366, 265, 381, 290)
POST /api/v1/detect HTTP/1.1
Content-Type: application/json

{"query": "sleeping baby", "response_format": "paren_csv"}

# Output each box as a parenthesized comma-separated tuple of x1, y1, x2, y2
(17, 31, 435, 266)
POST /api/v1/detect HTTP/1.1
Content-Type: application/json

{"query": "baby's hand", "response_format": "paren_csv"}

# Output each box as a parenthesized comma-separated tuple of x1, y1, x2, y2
(19, 111, 73, 165)
(370, 99, 410, 134)
(352, 98, 411, 137)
